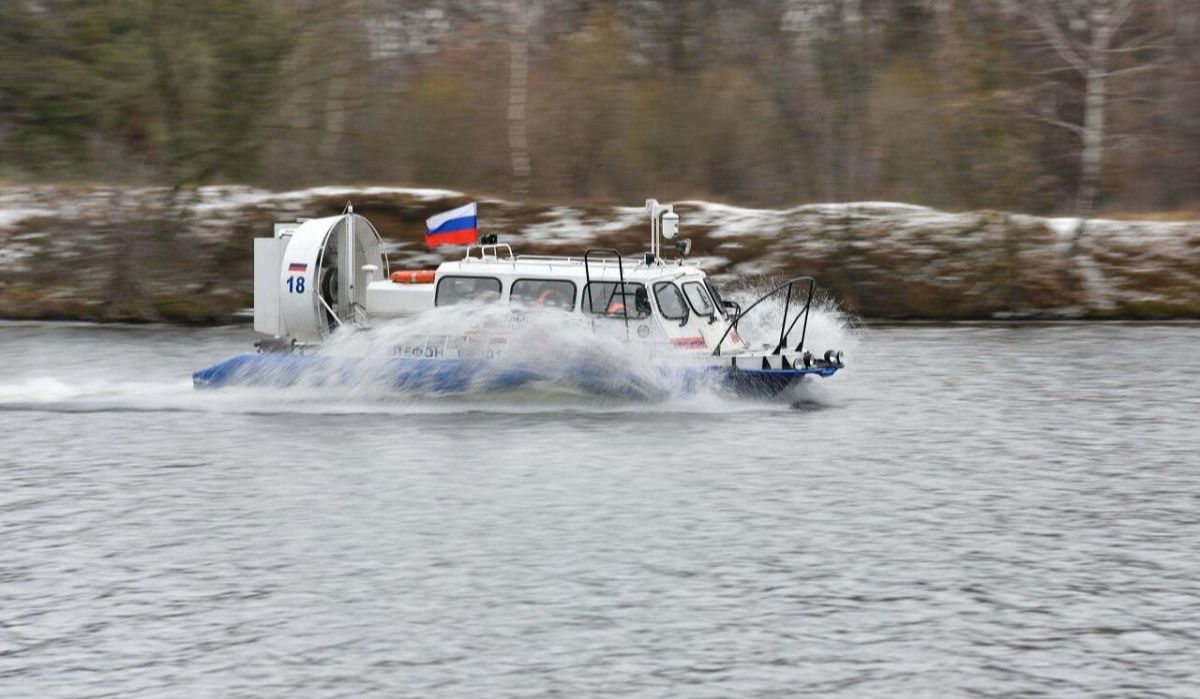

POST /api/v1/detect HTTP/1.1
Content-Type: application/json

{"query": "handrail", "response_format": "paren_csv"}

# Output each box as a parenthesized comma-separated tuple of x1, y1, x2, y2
(464, 243, 515, 261)
(514, 254, 582, 263)
(712, 276, 816, 356)
(777, 278, 816, 354)
(583, 248, 629, 333)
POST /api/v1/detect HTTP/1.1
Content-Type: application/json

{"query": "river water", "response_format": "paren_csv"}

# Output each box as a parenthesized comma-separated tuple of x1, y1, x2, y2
(1, 319, 1198, 697)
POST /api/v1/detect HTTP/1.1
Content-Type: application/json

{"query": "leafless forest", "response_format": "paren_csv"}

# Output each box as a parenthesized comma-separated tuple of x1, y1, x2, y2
(3, 0, 1198, 216)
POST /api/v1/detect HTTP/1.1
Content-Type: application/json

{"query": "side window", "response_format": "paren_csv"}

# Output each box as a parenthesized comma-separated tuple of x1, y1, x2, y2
(510, 279, 576, 310)
(683, 282, 715, 316)
(582, 282, 650, 319)
(653, 282, 688, 320)
(435, 276, 502, 306)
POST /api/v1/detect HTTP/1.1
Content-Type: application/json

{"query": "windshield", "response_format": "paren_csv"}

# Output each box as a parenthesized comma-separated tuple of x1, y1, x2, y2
(704, 278, 729, 314)
(653, 282, 688, 320)
(683, 281, 715, 315)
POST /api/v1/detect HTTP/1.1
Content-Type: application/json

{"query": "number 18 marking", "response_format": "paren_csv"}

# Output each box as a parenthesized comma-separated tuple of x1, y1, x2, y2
(286, 276, 306, 294)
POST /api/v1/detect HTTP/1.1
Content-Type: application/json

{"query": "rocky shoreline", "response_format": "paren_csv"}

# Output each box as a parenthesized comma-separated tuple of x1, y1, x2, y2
(2, 185, 1198, 324)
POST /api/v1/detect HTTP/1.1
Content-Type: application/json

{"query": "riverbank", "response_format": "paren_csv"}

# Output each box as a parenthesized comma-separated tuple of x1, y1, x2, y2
(2, 184, 1198, 323)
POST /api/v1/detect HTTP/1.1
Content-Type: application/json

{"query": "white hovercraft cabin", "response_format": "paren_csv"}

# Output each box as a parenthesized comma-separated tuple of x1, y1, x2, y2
(194, 199, 844, 396)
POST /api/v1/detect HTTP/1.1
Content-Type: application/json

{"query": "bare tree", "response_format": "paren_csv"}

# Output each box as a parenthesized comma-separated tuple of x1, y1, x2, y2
(1022, 0, 1157, 217)
(508, 0, 532, 199)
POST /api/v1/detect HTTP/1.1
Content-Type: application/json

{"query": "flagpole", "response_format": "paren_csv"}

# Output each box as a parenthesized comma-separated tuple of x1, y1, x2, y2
(343, 202, 354, 324)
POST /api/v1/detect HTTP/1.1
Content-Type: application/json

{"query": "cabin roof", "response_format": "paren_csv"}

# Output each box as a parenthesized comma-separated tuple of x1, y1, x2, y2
(436, 251, 708, 283)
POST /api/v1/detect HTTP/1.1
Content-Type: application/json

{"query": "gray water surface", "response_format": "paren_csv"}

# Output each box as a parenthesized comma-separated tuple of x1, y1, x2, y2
(2, 321, 1198, 697)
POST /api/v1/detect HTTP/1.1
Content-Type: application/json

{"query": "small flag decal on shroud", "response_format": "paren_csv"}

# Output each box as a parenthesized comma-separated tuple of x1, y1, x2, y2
(425, 203, 478, 248)
(288, 262, 307, 272)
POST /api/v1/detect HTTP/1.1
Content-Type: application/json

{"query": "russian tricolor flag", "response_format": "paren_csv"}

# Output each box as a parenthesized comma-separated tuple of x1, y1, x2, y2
(425, 202, 478, 248)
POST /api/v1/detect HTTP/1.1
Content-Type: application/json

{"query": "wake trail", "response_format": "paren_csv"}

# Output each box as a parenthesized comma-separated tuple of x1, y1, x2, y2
(2, 288, 862, 415)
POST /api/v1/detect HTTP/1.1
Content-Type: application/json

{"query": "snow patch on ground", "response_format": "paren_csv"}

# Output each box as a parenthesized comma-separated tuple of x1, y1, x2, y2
(686, 255, 729, 270)
(271, 185, 465, 202)
(795, 202, 935, 216)
(679, 201, 786, 239)
(1046, 217, 1083, 240)
(0, 208, 55, 230)
(189, 185, 467, 215)
(516, 206, 644, 244)
(0, 241, 38, 272)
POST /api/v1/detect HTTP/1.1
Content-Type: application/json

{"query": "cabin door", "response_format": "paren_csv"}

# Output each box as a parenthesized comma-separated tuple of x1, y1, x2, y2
(651, 282, 709, 352)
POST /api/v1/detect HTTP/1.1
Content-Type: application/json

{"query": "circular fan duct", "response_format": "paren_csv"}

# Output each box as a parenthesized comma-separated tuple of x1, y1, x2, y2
(278, 213, 388, 342)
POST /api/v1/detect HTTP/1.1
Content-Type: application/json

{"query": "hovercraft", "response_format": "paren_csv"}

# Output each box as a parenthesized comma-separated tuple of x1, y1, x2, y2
(193, 199, 845, 398)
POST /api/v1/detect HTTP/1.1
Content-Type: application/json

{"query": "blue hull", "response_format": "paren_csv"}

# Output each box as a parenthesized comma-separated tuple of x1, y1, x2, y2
(192, 353, 839, 399)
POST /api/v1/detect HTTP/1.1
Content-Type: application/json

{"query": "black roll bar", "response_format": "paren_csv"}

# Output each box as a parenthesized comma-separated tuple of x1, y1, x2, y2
(712, 276, 816, 356)
(583, 248, 629, 334)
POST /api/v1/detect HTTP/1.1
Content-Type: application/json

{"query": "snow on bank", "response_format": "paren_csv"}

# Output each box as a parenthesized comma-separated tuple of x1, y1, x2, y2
(1, 184, 1198, 320)
(189, 185, 468, 215)
(515, 205, 645, 244)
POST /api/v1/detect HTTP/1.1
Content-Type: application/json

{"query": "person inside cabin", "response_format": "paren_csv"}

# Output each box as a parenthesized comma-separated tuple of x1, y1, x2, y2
(510, 280, 573, 310)
(603, 285, 651, 318)
(535, 288, 567, 308)
(635, 287, 652, 317)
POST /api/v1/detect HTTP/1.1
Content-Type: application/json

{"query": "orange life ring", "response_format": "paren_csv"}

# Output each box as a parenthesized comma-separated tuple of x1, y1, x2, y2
(390, 270, 436, 284)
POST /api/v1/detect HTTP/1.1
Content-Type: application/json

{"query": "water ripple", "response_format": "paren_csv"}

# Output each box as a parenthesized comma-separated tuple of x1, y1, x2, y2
(1, 322, 1198, 696)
